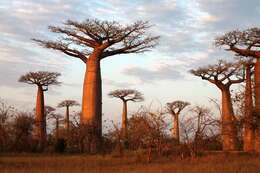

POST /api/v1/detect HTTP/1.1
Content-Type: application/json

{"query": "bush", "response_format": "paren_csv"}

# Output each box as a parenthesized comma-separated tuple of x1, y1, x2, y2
(54, 138, 66, 153)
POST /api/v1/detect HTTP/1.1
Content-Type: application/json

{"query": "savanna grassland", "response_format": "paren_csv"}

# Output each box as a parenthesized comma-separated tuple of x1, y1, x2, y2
(0, 153, 259, 173)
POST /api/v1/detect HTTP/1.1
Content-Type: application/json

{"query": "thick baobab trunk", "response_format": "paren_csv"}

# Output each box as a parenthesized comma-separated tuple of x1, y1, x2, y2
(172, 113, 179, 142)
(122, 101, 128, 137)
(244, 65, 254, 152)
(221, 88, 238, 151)
(255, 58, 260, 152)
(35, 85, 45, 151)
(65, 106, 70, 135)
(81, 53, 102, 151)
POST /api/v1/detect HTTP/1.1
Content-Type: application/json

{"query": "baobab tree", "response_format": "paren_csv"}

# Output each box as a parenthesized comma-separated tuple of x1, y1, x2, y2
(49, 113, 63, 140)
(19, 71, 61, 151)
(44, 105, 56, 139)
(215, 28, 260, 152)
(190, 60, 244, 151)
(166, 100, 190, 143)
(57, 100, 80, 136)
(33, 19, 159, 148)
(241, 59, 255, 152)
(108, 89, 144, 138)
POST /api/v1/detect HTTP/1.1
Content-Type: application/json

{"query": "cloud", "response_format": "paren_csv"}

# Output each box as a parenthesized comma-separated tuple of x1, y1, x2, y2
(0, 0, 259, 115)
(196, 0, 260, 31)
(122, 63, 184, 83)
(103, 78, 135, 88)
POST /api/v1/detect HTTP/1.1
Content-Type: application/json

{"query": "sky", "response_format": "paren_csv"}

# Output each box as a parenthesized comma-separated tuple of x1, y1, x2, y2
(0, 0, 260, 123)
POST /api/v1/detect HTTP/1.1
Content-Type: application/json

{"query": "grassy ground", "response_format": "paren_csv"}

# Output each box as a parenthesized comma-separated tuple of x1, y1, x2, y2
(0, 152, 259, 173)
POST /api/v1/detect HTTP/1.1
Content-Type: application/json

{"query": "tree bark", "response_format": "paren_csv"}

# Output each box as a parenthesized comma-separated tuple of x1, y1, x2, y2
(35, 85, 45, 151)
(65, 106, 70, 136)
(81, 52, 102, 151)
(255, 58, 260, 152)
(122, 101, 128, 138)
(172, 113, 179, 143)
(221, 88, 238, 151)
(244, 65, 254, 152)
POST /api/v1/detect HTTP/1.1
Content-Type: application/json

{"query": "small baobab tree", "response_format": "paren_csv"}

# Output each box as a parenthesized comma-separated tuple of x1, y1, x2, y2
(49, 113, 63, 140)
(57, 100, 80, 136)
(215, 28, 260, 152)
(108, 89, 144, 138)
(190, 60, 244, 151)
(33, 19, 159, 148)
(166, 100, 190, 143)
(44, 105, 55, 139)
(19, 71, 61, 151)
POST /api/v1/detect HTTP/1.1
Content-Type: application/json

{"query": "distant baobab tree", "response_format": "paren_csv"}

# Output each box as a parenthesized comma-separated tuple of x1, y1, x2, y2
(49, 113, 63, 140)
(166, 100, 190, 143)
(19, 71, 61, 151)
(44, 105, 56, 140)
(33, 19, 159, 149)
(215, 28, 260, 152)
(190, 60, 244, 151)
(108, 89, 144, 139)
(57, 100, 80, 136)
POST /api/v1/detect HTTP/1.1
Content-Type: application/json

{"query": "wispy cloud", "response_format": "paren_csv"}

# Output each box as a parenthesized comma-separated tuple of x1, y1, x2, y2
(122, 63, 184, 83)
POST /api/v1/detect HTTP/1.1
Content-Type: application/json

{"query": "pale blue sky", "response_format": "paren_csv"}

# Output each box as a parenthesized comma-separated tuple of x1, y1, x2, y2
(0, 0, 259, 122)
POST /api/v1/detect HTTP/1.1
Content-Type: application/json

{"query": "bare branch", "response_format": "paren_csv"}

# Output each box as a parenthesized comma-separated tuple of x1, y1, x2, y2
(57, 100, 80, 108)
(33, 19, 159, 62)
(166, 100, 190, 115)
(108, 89, 144, 102)
(215, 28, 260, 58)
(18, 71, 61, 87)
(190, 59, 244, 88)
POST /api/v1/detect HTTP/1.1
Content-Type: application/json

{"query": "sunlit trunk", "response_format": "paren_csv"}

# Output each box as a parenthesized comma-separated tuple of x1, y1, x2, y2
(122, 101, 128, 138)
(35, 85, 45, 151)
(172, 113, 179, 142)
(255, 58, 260, 152)
(244, 65, 254, 152)
(221, 88, 238, 151)
(81, 52, 102, 151)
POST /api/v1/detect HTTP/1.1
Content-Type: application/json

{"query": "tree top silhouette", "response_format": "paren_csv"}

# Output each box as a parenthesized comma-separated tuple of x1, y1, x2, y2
(166, 101, 190, 115)
(190, 60, 244, 89)
(108, 89, 144, 102)
(215, 28, 260, 57)
(57, 100, 80, 108)
(33, 19, 160, 63)
(18, 71, 61, 90)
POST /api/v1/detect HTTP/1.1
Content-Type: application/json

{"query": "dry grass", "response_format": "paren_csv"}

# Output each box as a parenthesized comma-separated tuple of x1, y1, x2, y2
(0, 152, 259, 173)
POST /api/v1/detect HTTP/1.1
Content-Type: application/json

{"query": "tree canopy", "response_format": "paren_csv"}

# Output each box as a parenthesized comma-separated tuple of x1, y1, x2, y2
(166, 101, 190, 115)
(18, 71, 61, 88)
(108, 89, 144, 102)
(33, 19, 160, 63)
(190, 60, 244, 88)
(215, 28, 260, 57)
(57, 100, 80, 108)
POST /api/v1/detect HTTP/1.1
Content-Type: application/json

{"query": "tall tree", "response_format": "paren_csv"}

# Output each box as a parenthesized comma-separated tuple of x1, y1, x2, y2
(33, 19, 159, 148)
(49, 113, 62, 140)
(166, 100, 190, 142)
(57, 100, 80, 136)
(215, 28, 260, 152)
(243, 60, 255, 151)
(108, 89, 144, 138)
(190, 60, 244, 151)
(19, 71, 61, 151)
